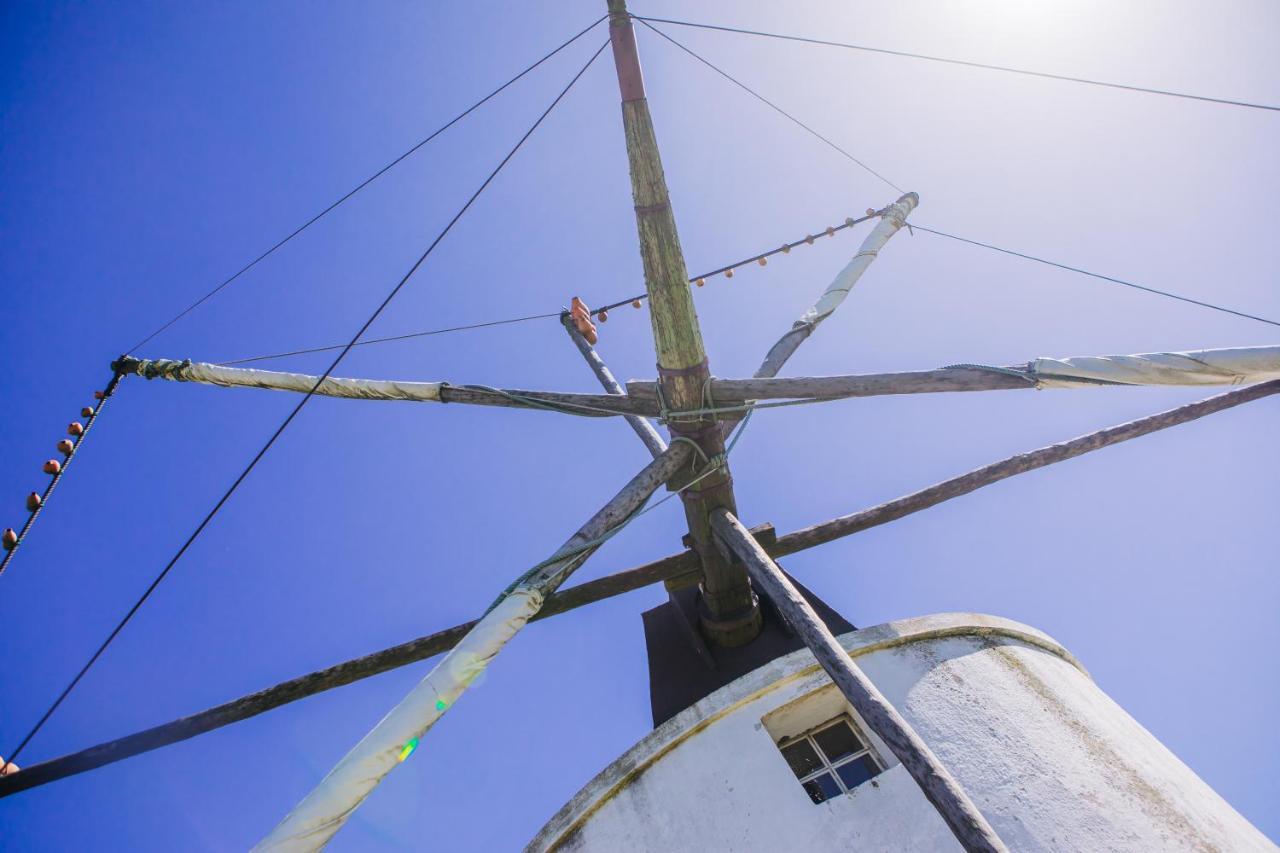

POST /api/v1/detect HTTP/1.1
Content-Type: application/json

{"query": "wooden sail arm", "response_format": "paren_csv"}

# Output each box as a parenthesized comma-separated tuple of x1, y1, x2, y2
(710, 508, 1008, 853)
(628, 344, 1280, 405)
(3, 379, 1274, 801)
(112, 356, 659, 418)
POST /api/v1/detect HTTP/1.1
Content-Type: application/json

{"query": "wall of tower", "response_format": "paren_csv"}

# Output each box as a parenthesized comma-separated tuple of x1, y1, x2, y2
(528, 613, 1273, 852)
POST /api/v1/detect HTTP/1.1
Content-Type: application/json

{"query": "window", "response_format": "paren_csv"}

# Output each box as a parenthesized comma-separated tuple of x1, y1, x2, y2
(777, 717, 883, 804)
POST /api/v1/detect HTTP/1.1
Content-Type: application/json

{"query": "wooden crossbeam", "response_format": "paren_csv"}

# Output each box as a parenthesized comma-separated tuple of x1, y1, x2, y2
(770, 377, 1280, 555)
(2, 380, 1273, 799)
(628, 366, 1032, 404)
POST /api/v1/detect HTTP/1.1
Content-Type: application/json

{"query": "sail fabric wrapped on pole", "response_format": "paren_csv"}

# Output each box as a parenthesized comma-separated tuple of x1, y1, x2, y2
(561, 314, 668, 458)
(1031, 345, 1280, 388)
(118, 357, 445, 402)
(113, 356, 660, 417)
(252, 591, 541, 852)
(255, 443, 693, 852)
(754, 192, 918, 379)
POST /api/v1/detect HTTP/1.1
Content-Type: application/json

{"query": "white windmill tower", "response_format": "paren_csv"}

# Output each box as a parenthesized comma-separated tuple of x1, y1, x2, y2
(0, 3, 1276, 852)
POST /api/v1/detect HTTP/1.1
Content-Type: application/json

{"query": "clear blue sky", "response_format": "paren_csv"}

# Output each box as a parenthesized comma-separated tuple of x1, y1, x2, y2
(2, 1, 1277, 849)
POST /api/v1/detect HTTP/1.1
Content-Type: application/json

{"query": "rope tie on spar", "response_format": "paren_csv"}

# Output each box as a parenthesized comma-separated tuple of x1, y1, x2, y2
(1, 369, 125, 582)
(942, 363, 1040, 386)
(484, 447, 730, 613)
(666, 436, 711, 469)
(945, 362, 1133, 390)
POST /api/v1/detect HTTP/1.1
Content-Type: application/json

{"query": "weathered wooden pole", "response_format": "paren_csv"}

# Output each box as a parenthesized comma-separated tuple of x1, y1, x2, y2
(561, 313, 668, 457)
(606, 0, 759, 643)
(709, 508, 1008, 853)
(627, 367, 1035, 404)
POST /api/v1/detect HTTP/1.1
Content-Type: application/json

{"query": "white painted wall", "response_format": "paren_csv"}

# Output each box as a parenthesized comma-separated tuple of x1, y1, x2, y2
(528, 613, 1275, 852)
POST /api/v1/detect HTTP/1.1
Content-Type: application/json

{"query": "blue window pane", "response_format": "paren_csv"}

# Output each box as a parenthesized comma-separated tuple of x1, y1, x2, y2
(781, 740, 823, 779)
(813, 721, 863, 762)
(802, 772, 841, 804)
(835, 755, 880, 790)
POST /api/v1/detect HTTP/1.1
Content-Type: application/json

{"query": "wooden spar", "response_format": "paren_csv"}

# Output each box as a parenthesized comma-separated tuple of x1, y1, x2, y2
(112, 356, 659, 417)
(440, 385, 656, 416)
(5, 380, 1275, 798)
(607, 0, 759, 644)
(628, 366, 1035, 403)
(771, 377, 1280, 556)
(709, 508, 1008, 853)
(561, 313, 668, 457)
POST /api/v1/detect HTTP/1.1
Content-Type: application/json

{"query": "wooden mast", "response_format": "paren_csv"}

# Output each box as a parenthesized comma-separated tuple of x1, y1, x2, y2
(606, 0, 760, 645)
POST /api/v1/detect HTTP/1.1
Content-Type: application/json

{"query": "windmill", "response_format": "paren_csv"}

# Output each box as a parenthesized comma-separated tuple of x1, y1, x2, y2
(0, 3, 1276, 851)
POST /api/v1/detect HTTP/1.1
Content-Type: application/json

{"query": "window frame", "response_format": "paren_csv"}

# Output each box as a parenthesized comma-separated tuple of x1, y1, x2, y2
(777, 715, 883, 803)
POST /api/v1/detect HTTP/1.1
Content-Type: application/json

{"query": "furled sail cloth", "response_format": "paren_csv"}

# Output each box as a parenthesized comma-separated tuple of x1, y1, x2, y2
(755, 192, 918, 379)
(1031, 345, 1280, 388)
(253, 590, 542, 852)
(117, 358, 444, 402)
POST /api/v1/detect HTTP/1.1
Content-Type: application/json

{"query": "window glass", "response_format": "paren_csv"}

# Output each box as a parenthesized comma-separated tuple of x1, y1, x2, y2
(835, 754, 880, 791)
(781, 740, 823, 779)
(813, 721, 863, 763)
(801, 772, 841, 804)
(774, 714, 883, 804)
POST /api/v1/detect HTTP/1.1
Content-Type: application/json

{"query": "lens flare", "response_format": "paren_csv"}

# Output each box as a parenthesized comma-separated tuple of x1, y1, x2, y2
(398, 737, 420, 763)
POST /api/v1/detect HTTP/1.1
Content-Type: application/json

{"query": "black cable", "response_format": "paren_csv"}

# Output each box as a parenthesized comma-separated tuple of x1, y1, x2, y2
(639, 20, 1277, 331)
(909, 224, 1280, 328)
(2, 38, 610, 770)
(633, 15, 1280, 114)
(218, 312, 562, 366)
(637, 20, 906, 194)
(218, 209, 884, 366)
(124, 14, 607, 355)
(0, 372, 125, 584)
(595, 209, 881, 315)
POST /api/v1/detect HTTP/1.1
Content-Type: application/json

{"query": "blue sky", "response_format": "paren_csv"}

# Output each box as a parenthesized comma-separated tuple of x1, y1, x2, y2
(1, 1, 1277, 849)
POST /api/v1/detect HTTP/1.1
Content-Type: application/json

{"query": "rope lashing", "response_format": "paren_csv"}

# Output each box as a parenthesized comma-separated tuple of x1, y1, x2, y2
(940, 362, 1134, 389)
(113, 356, 193, 380)
(667, 436, 711, 469)
(486, 445, 732, 612)
(941, 363, 1040, 387)
(0, 370, 124, 580)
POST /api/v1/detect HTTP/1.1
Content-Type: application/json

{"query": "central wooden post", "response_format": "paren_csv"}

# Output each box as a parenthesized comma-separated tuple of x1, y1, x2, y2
(606, 0, 760, 645)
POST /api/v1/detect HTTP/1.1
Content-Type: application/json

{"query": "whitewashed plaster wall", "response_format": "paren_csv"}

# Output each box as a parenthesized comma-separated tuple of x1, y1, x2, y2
(528, 613, 1274, 853)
